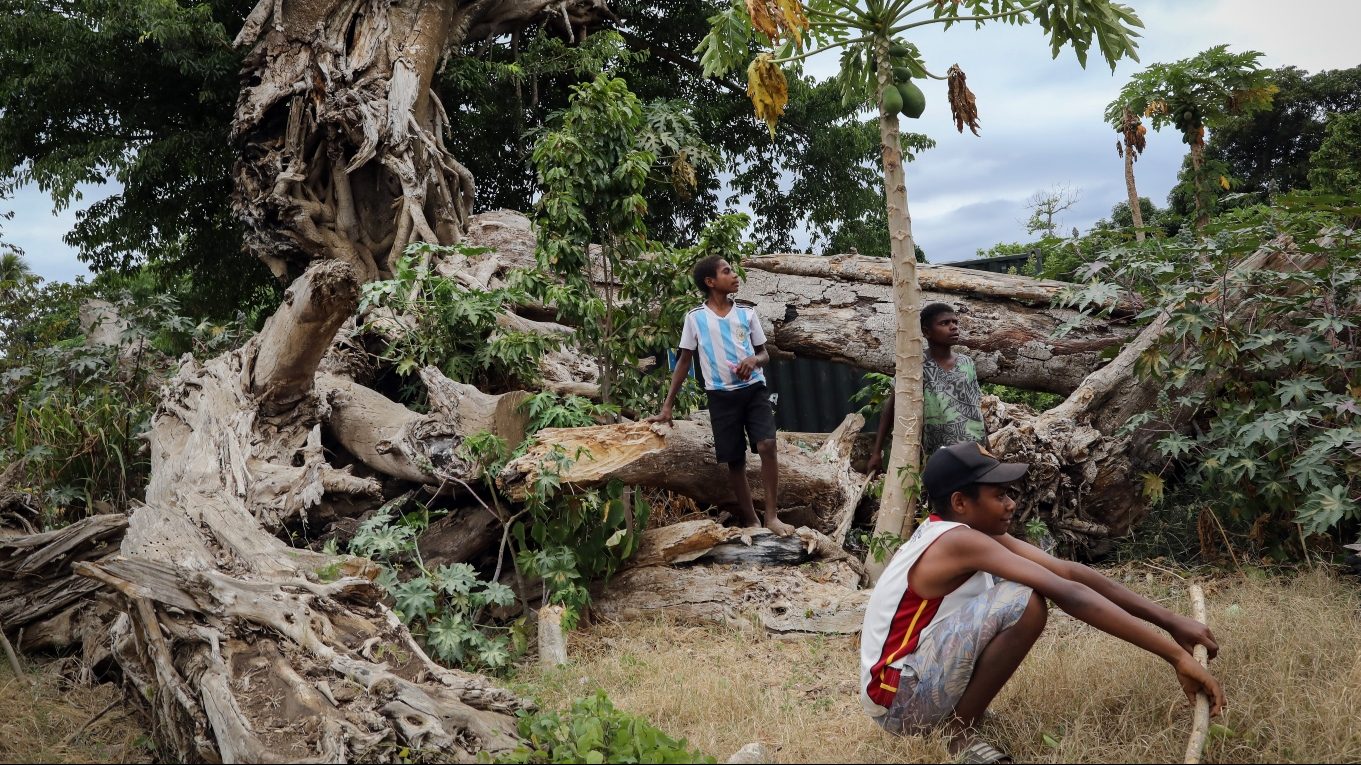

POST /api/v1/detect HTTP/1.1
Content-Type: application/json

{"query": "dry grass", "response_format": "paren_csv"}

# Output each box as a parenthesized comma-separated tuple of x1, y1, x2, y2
(516, 566, 1361, 763)
(0, 656, 151, 764)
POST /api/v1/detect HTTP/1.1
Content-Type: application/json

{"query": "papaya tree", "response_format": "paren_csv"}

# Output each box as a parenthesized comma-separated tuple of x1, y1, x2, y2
(1106, 102, 1149, 241)
(1110, 45, 1276, 231)
(697, 0, 1143, 578)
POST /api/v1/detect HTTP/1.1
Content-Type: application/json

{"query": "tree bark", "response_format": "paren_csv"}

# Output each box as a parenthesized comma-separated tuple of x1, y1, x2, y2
(232, 0, 613, 282)
(448, 211, 1137, 397)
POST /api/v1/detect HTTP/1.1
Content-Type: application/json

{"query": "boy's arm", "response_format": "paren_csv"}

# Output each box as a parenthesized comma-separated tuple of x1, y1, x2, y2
(647, 349, 693, 424)
(925, 531, 1225, 715)
(996, 534, 1218, 658)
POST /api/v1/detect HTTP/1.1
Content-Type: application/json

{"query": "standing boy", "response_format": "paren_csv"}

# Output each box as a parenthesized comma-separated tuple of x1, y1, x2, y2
(860, 442, 1225, 762)
(649, 256, 796, 536)
(867, 302, 985, 475)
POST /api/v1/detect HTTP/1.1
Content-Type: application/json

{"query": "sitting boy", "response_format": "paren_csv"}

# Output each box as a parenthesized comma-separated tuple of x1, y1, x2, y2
(649, 255, 795, 536)
(860, 442, 1224, 762)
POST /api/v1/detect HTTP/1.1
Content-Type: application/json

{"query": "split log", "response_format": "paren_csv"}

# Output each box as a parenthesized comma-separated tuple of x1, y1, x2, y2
(320, 367, 530, 487)
(591, 562, 868, 635)
(53, 262, 526, 762)
(499, 413, 868, 539)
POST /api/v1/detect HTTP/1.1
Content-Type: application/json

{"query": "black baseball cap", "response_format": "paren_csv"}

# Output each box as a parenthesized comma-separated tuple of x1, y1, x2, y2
(922, 442, 1028, 499)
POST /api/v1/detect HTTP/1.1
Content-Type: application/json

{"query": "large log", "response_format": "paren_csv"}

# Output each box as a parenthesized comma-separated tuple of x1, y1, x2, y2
(454, 211, 1137, 396)
(499, 413, 869, 539)
(61, 263, 524, 762)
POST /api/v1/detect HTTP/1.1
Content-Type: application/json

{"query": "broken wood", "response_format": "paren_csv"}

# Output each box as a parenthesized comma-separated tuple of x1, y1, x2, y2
(35, 263, 529, 762)
(1184, 583, 1211, 765)
(538, 605, 568, 668)
(500, 413, 867, 538)
(624, 519, 865, 581)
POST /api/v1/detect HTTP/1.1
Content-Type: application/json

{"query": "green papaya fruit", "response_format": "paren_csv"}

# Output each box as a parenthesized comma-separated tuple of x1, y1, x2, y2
(892, 66, 913, 83)
(881, 84, 904, 116)
(898, 81, 926, 119)
(888, 42, 910, 57)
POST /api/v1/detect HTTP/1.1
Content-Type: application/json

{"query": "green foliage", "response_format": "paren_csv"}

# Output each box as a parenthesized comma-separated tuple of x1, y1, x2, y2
(1061, 194, 1361, 553)
(1193, 65, 1361, 199)
(512, 456, 649, 629)
(359, 248, 556, 396)
(857, 529, 906, 564)
(495, 691, 713, 764)
(981, 383, 1063, 413)
(0, 273, 250, 525)
(521, 391, 620, 431)
(1307, 112, 1361, 197)
(519, 74, 720, 415)
(349, 503, 520, 671)
(0, 0, 272, 318)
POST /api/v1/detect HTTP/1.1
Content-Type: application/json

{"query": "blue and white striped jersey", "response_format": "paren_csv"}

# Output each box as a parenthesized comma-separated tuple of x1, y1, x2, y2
(679, 301, 767, 391)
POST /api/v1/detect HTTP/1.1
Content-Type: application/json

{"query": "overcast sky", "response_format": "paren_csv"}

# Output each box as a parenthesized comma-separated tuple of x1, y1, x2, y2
(6, 0, 1360, 283)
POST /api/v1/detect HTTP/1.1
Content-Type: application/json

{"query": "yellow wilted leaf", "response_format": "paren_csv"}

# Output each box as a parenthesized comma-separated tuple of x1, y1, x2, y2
(745, 0, 808, 48)
(1219, 175, 1231, 191)
(1141, 472, 1165, 504)
(1145, 99, 1169, 117)
(747, 54, 788, 135)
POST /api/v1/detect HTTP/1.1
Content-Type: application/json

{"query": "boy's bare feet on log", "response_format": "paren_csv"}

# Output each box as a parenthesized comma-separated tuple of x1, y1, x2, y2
(765, 516, 796, 537)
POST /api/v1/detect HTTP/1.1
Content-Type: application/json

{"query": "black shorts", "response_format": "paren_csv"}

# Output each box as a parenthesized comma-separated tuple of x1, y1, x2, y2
(706, 383, 777, 465)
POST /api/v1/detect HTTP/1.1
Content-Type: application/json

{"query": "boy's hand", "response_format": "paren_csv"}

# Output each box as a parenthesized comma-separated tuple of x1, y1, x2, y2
(1173, 653, 1226, 717)
(645, 408, 673, 425)
(866, 453, 883, 475)
(735, 356, 760, 380)
(1168, 616, 1219, 660)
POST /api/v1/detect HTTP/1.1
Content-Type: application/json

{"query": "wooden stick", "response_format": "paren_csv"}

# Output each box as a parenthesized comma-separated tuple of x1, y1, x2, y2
(63, 697, 122, 746)
(1183, 584, 1210, 764)
(0, 617, 26, 685)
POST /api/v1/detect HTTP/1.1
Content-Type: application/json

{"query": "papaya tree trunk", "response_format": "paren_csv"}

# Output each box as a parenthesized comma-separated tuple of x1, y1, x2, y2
(865, 38, 925, 582)
(1122, 107, 1146, 243)
(1190, 136, 1209, 231)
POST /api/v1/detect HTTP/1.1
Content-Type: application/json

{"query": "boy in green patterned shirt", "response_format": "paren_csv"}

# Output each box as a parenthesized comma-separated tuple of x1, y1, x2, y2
(867, 303, 986, 475)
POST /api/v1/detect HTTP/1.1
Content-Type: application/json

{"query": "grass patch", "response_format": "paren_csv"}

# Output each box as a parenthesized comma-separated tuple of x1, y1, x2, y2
(0, 657, 151, 764)
(516, 566, 1361, 763)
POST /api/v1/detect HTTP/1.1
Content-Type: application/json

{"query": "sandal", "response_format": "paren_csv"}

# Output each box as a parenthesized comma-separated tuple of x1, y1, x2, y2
(954, 738, 1014, 764)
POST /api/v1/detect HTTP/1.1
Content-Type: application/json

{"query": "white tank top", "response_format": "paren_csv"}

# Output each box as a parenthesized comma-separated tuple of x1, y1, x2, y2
(859, 516, 996, 716)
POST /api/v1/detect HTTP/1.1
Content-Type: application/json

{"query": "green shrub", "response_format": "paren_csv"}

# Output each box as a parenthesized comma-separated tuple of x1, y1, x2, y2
(495, 691, 714, 764)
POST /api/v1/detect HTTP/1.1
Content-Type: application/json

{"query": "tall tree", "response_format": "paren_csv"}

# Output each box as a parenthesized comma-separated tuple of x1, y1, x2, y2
(1307, 111, 1361, 196)
(1105, 102, 1148, 240)
(1198, 65, 1361, 198)
(1112, 45, 1276, 230)
(696, 0, 1143, 578)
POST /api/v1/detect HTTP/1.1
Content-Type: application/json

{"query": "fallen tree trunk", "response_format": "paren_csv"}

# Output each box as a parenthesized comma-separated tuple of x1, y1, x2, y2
(50, 262, 525, 762)
(451, 211, 1137, 396)
(983, 238, 1327, 552)
(500, 413, 869, 539)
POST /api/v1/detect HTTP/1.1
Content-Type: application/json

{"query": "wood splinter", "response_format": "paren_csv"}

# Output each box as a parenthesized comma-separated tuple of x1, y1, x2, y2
(1183, 583, 1211, 764)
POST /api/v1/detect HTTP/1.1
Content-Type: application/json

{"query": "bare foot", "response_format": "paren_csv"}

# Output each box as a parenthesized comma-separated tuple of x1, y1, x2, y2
(765, 517, 796, 537)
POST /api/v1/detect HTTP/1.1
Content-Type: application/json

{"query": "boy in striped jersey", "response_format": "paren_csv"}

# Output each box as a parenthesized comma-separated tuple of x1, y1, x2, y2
(861, 442, 1224, 762)
(648, 256, 796, 536)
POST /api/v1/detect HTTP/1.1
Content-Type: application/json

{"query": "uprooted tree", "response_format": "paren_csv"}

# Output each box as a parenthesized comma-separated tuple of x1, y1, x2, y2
(1, 1, 1346, 762)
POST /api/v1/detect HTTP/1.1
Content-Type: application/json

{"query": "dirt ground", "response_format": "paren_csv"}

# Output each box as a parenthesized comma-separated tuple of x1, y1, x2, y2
(10, 565, 1361, 763)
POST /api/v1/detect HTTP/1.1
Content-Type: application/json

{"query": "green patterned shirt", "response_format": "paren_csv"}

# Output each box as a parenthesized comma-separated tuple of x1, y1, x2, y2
(922, 353, 986, 457)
